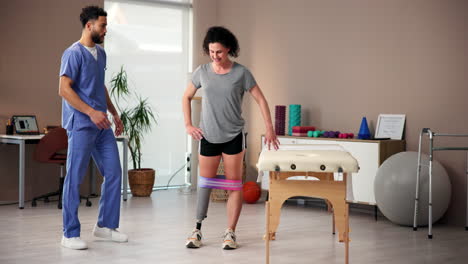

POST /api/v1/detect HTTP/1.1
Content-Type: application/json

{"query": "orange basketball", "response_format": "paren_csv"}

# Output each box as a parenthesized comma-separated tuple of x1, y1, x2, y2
(243, 181, 261, 204)
(243, 181, 258, 191)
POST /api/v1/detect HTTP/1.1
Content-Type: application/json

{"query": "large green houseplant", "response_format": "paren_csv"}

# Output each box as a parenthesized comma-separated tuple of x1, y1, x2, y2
(110, 66, 157, 197)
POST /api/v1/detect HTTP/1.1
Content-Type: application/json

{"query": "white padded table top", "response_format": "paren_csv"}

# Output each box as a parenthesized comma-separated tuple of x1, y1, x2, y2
(257, 144, 359, 173)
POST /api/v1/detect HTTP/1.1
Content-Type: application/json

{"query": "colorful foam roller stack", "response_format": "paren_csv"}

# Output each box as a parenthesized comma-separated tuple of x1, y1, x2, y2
(292, 126, 315, 137)
(288, 104, 301, 136)
(275, 105, 286, 136)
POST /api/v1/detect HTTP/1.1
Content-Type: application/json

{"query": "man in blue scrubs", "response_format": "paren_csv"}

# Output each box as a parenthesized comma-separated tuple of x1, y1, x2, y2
(58, 6, 128, 250)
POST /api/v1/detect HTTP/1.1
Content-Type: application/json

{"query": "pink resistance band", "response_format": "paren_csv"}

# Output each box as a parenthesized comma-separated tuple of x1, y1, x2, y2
(198, 176, 242, 191)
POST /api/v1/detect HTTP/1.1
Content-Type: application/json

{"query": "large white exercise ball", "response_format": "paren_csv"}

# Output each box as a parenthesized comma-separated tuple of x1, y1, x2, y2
(374, 151, 451, 226)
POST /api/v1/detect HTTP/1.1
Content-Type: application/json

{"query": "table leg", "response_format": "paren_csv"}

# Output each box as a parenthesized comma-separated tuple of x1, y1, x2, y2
(326, 200, 336, 235)
(266, 201, 270, 264)
(19, 140, 25, 209)
(466, 152, 468, 231)
(345, 202, 350, 264)
(122, 138, 128, 201)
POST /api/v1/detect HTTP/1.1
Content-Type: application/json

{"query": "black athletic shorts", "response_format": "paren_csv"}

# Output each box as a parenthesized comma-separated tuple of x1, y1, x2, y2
(200, 132, 245, 156)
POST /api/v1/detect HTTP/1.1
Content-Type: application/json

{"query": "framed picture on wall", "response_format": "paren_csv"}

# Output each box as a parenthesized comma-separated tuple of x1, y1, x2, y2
(375, 114, 406, 140)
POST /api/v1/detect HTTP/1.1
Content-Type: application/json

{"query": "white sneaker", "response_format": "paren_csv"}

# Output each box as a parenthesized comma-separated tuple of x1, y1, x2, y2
(186, 229, 202, 248)
(222, 228, 238, 250)
(92, 224, 128, 243)
(61, 236, 88, 250)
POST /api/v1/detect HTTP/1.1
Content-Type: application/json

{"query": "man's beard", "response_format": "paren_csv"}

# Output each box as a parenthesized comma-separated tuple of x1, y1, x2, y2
(91, 31, 104, 44)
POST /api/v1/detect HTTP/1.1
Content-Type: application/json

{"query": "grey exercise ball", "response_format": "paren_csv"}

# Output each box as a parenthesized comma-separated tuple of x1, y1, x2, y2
(374, 151, 451, 226)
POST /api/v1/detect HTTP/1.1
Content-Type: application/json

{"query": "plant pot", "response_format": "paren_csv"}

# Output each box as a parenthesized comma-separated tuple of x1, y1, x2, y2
(128, 168, 155, 197)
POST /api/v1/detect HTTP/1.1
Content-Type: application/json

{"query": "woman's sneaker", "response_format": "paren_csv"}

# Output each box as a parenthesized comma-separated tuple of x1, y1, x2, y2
(222, 228, 237, 250)
(186, 229, 202, 248)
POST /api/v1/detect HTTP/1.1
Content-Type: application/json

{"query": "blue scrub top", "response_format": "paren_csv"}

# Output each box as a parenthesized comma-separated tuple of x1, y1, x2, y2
(60, 41, 107, 130)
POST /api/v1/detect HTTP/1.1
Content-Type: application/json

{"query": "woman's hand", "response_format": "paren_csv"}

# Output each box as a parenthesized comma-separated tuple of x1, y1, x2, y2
(264, 127, 280, 150)
(186, 125, 204, 140)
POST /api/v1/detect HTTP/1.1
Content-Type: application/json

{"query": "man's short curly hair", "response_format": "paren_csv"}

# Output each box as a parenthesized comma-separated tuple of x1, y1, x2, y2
(203, 26, 239, 58)
(80, 6, 107, 28)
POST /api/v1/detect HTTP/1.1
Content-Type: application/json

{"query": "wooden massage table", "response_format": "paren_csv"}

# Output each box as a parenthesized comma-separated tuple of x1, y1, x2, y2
(257, 144, 359, 264)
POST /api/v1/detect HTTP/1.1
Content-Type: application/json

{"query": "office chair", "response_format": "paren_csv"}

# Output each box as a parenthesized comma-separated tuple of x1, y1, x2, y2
(32, 127, 92, 209)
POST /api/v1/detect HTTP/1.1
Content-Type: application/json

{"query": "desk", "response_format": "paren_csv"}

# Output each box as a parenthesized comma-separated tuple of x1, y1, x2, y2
(0, 135, 42, 209)
(0, 134, 129, 209)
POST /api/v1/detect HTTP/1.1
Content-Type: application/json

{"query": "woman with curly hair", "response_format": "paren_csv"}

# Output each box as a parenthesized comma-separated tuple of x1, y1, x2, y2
(182, 26, 279, 250)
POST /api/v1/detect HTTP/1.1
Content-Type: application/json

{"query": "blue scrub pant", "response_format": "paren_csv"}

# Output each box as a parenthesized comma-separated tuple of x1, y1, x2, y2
(63, 127, 122, 238)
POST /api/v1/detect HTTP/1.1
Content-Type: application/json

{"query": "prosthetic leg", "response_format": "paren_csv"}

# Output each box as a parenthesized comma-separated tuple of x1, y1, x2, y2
(195, 176, 243, 229)
(196, 186, 212, 230)
(186, 176, 243, 248)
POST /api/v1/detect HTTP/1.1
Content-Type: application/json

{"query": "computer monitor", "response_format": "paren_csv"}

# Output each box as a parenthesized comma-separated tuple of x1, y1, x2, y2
(12, 115, 40, 135)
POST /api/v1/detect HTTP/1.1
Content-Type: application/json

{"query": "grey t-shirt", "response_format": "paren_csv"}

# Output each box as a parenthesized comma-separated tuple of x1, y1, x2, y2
(192, 62, 257, 143)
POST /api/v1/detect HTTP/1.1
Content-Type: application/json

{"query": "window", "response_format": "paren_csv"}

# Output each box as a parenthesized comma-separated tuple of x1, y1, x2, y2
(105, 0, 192, 188)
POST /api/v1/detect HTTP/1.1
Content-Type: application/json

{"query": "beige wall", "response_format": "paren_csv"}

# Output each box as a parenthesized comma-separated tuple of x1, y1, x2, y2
(1, 0, 467, 226)
(0, 0, 103, 202)
(192, 0, 218, 69)
(197, 0, 467, 225)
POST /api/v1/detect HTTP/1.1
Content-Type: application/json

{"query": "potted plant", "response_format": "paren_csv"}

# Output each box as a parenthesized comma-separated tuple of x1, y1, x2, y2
(110, 66, 157, 197)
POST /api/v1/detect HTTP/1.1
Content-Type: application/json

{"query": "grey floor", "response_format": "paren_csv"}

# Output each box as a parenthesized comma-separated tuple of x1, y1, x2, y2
(0, 189, 467, 264)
